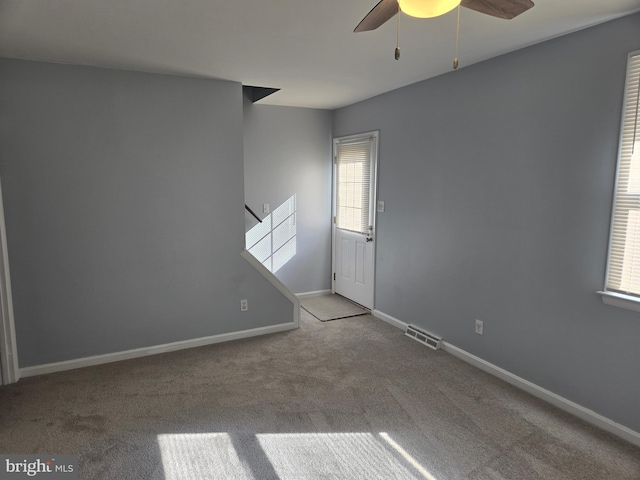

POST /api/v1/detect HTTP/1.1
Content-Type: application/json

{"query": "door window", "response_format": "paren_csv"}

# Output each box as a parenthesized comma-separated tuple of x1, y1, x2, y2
(335, 139, 373, 234)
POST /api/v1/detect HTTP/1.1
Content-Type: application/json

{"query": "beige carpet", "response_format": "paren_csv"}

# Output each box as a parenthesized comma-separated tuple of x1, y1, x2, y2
(301, 294, 369, 321)
(0, 308, 638, 479)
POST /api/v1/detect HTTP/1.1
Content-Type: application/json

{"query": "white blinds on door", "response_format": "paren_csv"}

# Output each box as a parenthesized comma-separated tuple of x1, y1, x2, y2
(606, 51, 640, 295)
(336, 139, 372, 234)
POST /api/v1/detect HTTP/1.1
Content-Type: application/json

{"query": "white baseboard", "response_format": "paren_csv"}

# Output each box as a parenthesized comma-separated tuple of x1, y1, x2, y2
(20, 322, 297, 378)
(372, 309, 640, 448)
(373, 309, 409, 331)
(442, 342, 640, 447)
(296, 290, 332, 299)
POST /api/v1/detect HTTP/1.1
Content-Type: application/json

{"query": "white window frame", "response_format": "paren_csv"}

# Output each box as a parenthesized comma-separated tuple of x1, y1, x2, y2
(334, 134, 377, 235)
(598, 50, 640, 312)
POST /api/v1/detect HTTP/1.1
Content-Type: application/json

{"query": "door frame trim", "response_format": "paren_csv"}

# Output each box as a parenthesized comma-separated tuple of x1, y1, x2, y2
(331, 130, 379, 309)
(0, 179, 19, 385)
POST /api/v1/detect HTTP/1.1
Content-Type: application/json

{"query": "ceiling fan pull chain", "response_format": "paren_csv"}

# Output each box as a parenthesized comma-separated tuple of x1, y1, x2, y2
(395, 8, 401, 60)
(453, 5, 460, 70)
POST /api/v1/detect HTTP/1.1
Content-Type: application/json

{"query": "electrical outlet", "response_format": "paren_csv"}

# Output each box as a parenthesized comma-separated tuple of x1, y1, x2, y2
(475, 319, 483, 335)
(377, 200, 385, 212)
(240, 299, 248, 311)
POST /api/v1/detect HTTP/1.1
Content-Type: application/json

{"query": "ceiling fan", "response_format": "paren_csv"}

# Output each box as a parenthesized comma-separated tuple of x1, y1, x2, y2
(355, 0, 534, 32)
(355, 0, 535, 65)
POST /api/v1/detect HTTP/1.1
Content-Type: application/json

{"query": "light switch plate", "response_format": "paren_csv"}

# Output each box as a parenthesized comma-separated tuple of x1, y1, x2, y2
(263, 203, 270, 213)
(377, 200, 385, 213)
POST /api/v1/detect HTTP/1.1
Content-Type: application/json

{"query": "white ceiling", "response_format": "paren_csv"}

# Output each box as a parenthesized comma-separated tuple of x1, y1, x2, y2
(0, 0, 639, 109)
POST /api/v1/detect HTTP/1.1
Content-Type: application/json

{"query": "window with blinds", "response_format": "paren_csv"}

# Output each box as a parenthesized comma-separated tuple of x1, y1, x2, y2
(605, 51, 640, 297)
(335, 138, 373, 234)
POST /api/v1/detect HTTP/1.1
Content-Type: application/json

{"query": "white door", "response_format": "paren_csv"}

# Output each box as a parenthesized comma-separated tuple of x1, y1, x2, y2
(332, 132, 378, 309)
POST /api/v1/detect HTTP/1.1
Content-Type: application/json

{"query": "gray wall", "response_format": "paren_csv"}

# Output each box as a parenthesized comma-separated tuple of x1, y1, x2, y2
(0, 59, 293, 368)
(244, 100, 332, 294)
(333, 13, 640, 433)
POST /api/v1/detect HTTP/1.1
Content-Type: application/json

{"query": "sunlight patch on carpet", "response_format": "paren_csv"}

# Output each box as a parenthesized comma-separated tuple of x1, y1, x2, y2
(379, 432, 438, 480)
(158, 432, 436, 479)
(256, 432, 429, 479)
(158, 433, 253, 480)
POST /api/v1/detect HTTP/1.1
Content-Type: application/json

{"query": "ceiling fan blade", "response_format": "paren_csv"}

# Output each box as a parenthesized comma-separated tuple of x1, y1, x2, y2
(354, 0, 399, 32)
(461, 0, 534, 19)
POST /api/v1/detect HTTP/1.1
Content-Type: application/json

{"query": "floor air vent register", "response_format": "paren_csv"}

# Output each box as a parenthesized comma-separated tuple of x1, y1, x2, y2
(405, 325, 442, 350)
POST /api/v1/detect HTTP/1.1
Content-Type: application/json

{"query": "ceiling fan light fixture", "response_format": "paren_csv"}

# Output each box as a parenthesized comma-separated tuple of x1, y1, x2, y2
(398, 0, 461, 18)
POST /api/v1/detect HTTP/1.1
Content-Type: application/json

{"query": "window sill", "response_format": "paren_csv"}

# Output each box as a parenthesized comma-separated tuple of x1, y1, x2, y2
(597, 291, 640, 313)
